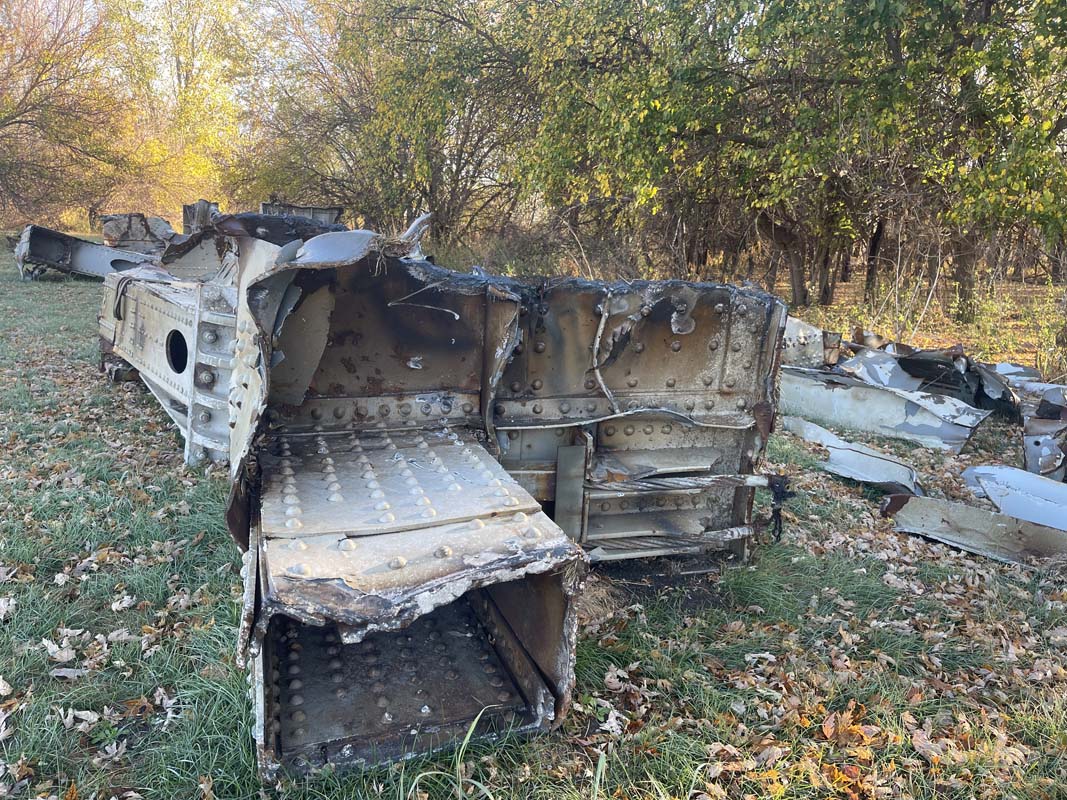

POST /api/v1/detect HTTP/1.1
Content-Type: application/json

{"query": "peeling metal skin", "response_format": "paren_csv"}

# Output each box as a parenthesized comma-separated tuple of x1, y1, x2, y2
(782, 416, 925, 495)
(93, 217, 788, 775)
(780, 366, 991, 453)
(881, 494, 1067, 564)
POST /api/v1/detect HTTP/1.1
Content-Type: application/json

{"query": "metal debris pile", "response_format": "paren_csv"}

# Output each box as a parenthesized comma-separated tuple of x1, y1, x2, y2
(781, 315, 1067, 563)
(13, 207, 791, 774)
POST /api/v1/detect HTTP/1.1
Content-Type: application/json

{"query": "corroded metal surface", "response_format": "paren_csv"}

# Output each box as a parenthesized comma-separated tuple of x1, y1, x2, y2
(93, 215, 787, 775)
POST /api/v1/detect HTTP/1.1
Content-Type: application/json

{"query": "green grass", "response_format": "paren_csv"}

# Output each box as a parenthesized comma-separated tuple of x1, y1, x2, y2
(0, 246, 1064, 799)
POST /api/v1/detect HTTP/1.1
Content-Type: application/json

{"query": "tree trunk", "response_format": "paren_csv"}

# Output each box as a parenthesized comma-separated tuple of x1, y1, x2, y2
(757, 213, 808, 306)
(952, 231, 980, 323)
(815, 242, 835, 305)
(863, 218, 885, 304)
(839, 242, 853, 283)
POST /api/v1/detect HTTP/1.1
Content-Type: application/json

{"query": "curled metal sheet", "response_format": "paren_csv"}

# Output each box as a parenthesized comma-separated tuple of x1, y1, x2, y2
(780, 366, 991, 453)
(782, 416, 925, 495)
(882, 494, 1067, 564)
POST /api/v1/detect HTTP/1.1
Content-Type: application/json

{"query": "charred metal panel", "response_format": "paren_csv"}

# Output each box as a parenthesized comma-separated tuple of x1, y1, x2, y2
(260, 201, 344, 225)
(15, 225, 156, 280)
(96, 218, 788, 775)
(494, 280, 785, 560)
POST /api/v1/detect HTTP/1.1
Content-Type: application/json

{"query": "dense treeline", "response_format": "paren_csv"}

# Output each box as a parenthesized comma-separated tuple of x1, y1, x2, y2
(2, 0, 1066, 319)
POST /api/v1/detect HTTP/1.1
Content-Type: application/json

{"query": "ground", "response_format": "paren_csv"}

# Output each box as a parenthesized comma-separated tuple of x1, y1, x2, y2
(0, 250, 1065, 800)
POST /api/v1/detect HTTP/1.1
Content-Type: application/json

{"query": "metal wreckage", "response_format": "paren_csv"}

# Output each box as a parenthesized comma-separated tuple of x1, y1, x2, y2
(780, 315, 1067, 563)
(60, 210, 790, 774)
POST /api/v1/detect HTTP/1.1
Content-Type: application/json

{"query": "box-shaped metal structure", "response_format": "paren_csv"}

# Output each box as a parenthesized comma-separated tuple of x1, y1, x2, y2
(96, 221, 786, 774)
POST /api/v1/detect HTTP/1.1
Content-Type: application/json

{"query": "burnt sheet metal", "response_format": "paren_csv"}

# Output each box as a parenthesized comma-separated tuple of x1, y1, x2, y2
(100, 213, 178, 255)
(213, 212, 347, 246)
(780, 366, 991, 453)
(98, 217, 787, 774)
(782, 416, 925, 495)
(15, 224, 156, 280)
(260, 201, 344, 226)
(782, 316, 841, 367)
(836, 346, 1018, 418)
(882, 494, 1067, 563)
(963, 465, 1067, 530)
(225, 240, 588, 774)
(492, 276, 787, 560)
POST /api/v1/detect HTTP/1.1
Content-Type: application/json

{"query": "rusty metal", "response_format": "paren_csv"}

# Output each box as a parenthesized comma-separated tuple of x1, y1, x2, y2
(94, 216, 787, 775)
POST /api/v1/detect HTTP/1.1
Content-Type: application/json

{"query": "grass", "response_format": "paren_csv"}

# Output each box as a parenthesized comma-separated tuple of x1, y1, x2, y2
(0, 247, 1065, 799)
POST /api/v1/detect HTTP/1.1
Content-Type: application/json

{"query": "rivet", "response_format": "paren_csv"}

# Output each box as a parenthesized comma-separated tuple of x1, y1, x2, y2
(399, 403, 412, 415)
(731, 342, 742, 352)
(714, 303, 725, 313)
(604, 426, 616, 436)
(705, 399, 716, 410)
(703, 376, 714, 386)
(709, 340, 720, 351)
(513, 511, 528, 522)
(333, 406, 345, 419)
(285, 519, 302, 529)
(534, 342, 546, 353)
(379, 404, 391, 416)
(600, 502, 610, 511)
(462, 402, 474, 413)
(289, 679, 303, 690)
(584, 379, 596, 390)
(497, 691, 512, 703)
(380, 512, 396, 523)
(640, 305, 651, 317)
(495, 403, 506, 415)
(627, 378, 638, 388)
(585, 402, 597, 412)
(310, 408, 322, 420)
(736, 398, 747, 410)
(532, 403, 543, 414)
(290, 694, 305, 706)
(643, 425, 653, 434)
(198, 369, 215, 385)
(435, 546, 453, 558)
(504, 497, 520, 506)
(670, 341, 681, 352)
(661, 424, 673, 433)
(666, 378, 676, 387)
(743, 361, 752, 370)
(292, 710, 306, 722)
(523, 527, 540, 539)
(559, 401, 571, 413)
(684, 400, 695, 411)
(624, 425, 635, 435)
(328, 493, 344, 502)
(634, 342, 645, 353)
(285, 507, 302, 517)
(510, 381, 522, 392)
(420, 705, 431, 715)
(421, 403, 432, 414)
(202, 330, 218, 344)
(339, 538, 357, 551)
(532, 379, 543, 390)
(377, 696, 389, 708)
(198, 411, 211, 423)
